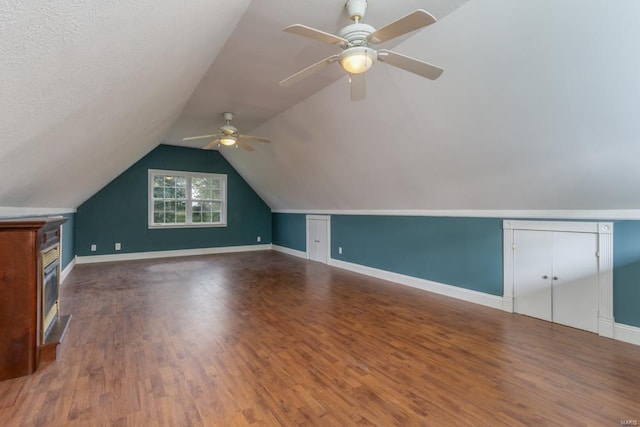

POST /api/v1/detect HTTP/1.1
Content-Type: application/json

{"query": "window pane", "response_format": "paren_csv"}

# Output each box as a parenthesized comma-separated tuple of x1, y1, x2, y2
(197, 188, 212, 200)
(176, 201, 186, 223)
(192, 178, 206, 198)
(150, 170, 226, 227)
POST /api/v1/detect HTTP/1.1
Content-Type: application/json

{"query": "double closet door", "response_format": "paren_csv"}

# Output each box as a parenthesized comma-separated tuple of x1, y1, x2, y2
(513, 230, 598, 333)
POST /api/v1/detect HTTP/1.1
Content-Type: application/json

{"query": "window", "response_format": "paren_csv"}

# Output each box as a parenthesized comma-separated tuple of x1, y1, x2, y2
(148, 169, 227, 228)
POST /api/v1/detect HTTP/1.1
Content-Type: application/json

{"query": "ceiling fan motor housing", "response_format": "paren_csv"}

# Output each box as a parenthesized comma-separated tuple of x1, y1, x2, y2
(339, 23, 375, 48)
(220, 124, 238, 135)
(338, 22, 376, 73)
(221, 112, 238, 135)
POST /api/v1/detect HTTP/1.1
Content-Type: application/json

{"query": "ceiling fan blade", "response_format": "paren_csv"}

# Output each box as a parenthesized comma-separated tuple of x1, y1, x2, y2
(239, 135, 271, 143)
(377, 49, 444, 80)
(237, 140, 255, 152)
(280, 54, 340, 87)
(182, 133, 221, 141)
(350, 73, 366, 101)
(283, 24, 347, 46)
(367, 10, 436, 44)
(203, 139, 221, 150)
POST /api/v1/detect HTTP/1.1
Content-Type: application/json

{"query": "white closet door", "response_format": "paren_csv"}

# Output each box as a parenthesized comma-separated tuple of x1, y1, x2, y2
(552, 232, 599, 333)
(307, 218, 328, 264)
(513, 230, 553, 322)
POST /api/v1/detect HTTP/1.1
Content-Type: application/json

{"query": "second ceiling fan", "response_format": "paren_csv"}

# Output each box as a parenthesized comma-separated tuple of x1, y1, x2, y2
(182, 112, 270, 152)
(279, 0, 444, 101)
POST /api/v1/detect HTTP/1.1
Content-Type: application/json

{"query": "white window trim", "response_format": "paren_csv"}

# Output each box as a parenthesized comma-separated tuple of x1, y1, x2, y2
(148, 169, 227, 229)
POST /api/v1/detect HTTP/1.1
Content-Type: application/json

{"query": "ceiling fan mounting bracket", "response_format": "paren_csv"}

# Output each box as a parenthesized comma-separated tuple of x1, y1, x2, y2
(345, 0, 367, 21)
(223, 112, 234, 122)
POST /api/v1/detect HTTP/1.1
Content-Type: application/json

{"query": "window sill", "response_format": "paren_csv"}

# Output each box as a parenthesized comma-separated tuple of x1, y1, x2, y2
(148, 223, 227, 230)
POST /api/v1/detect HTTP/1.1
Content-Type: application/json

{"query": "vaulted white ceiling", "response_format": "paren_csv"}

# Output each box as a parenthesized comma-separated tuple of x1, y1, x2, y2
(0, 0, 251, 211)
(216, 0, 640, 211)
(2, 0, 640, 214)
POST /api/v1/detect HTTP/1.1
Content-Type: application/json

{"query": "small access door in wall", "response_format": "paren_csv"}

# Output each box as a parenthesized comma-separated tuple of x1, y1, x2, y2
(503, 220, 614, 338)
(513, 229, 598, 333)
(306, 215, 330, 264)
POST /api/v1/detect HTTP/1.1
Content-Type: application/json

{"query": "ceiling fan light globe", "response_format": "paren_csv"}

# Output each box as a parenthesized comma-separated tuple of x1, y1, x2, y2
(339, 47, 376, 74)
(220, 136, 237, 146)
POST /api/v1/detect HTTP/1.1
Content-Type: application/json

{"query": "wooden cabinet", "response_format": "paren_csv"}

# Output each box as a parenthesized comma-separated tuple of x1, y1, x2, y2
(0, 217, 69, 381)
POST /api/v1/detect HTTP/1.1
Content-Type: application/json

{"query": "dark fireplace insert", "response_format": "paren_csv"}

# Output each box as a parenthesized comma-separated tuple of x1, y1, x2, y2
(41, 244, 60, 341)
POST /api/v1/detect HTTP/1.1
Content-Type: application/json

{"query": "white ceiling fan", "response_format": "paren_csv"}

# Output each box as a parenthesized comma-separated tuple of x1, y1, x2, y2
(182, 112, 271, 152)
(280, 0, 443, 101)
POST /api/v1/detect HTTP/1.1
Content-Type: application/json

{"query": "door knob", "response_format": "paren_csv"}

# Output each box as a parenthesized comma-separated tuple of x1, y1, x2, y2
(542, 275, 549, 279)
(553, 276, 558, 280)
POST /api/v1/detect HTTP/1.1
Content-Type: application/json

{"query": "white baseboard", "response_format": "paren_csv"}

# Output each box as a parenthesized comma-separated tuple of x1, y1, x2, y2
(614, 323, 640, 346)
(502, 296, 514, 313)
(599, 318, 615, 339)
(60, 256, 76, 283)
(76, 244, 272, 264)
(328, 258, 503, 310)
(272, 245, 307, 259)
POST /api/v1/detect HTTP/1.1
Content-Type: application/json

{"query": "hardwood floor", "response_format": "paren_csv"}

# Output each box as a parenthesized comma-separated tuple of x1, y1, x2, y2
(1, 251, 639, 426)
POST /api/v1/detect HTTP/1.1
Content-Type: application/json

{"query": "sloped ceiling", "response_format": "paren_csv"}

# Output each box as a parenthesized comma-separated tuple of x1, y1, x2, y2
(0, 0, 251, 211)
(215, 0, 640, 211)
(2, 0, 640, 214)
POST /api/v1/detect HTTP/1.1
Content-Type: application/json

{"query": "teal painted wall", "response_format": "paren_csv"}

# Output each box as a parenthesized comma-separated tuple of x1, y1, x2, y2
(75, 145, 271, 256)
(613, 221, 640, 327)
(331, 215, 504, 295)
(60, 213, 75, 269)
(278, 213, 640, 328)
(272, 213, 306, 251)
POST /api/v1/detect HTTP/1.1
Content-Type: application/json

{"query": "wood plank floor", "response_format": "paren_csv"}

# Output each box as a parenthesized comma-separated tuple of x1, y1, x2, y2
(1, 251, 639, 426)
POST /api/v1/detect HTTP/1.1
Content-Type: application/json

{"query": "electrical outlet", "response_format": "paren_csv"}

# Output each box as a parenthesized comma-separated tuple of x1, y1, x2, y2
(115, 243, 121, 251)
(90, 244, 97, 252)
(257, 236, 261, 242)
(338, 246, 343, 255)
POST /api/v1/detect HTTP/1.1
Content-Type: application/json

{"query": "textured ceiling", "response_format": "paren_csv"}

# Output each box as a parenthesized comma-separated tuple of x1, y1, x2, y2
(0, 0, 251, 210)
(2, 0, 640, 214)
